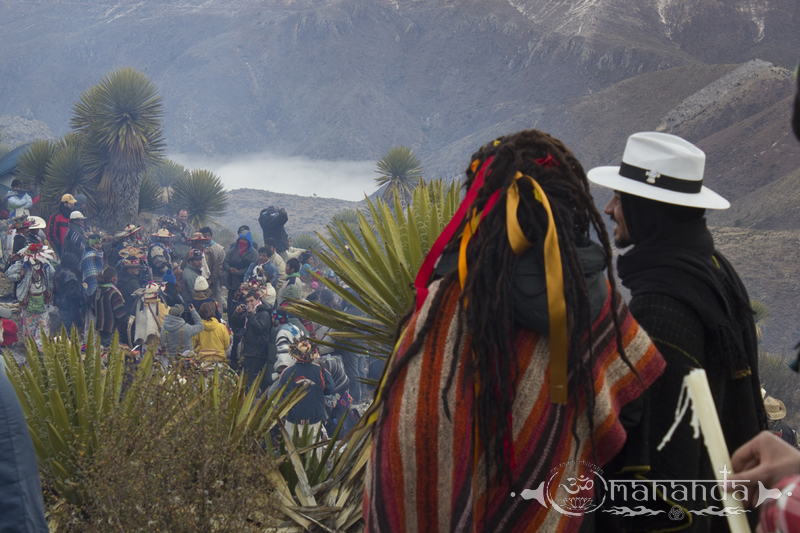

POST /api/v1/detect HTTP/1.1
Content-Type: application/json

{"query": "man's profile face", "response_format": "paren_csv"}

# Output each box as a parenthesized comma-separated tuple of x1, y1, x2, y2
(604, 191, 633, 248)
(178, 210, 188, 224)
(265, 245, 275, 256)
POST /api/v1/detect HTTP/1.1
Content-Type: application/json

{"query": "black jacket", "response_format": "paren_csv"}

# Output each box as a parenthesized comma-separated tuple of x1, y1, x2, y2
(116, 270, 141, 316)
(230, 305, 272, 360)
(277, 362, 335, 424)
(258, 207, 289, 254)
(223, 236, 259, 290)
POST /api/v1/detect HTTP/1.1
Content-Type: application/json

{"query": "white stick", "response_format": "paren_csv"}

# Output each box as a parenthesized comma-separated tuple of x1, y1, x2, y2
(658, 369, 751, 533)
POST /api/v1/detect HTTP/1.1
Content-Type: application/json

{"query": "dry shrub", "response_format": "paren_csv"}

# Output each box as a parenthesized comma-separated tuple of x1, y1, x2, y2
(50, 365, 277, 532)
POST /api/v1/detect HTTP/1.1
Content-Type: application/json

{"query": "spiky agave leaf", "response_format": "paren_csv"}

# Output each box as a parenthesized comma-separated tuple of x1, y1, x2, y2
(374, 145, 422, 204)
(138, 172, 163, 214)
(288, 179, 460, 359)
(171, 169, 228, 227)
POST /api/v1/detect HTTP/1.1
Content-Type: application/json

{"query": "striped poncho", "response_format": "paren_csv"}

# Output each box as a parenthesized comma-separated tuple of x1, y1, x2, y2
(364, 279, 665, 533)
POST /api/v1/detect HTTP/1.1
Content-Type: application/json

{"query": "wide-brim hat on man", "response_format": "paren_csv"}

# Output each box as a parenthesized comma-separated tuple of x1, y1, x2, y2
(121, 257, 141, 268)
(188, 232, 210, 243)
(151, 228, 174, 239)
(118, 246, 145, 260)
(27, 216, 46, 230)
(10, 215, 31, 229)
(587, 132, 730, 210)
(115, 224, 142, 239)
(764, 396, 787, 420)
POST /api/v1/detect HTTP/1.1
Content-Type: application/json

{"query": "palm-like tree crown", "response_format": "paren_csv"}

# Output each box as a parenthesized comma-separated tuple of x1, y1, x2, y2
(374, 146, 422, 204)
(171, 169, 228, 228)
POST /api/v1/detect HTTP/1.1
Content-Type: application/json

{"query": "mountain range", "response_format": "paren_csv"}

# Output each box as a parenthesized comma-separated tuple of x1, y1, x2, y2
(1, 0, 800, 351)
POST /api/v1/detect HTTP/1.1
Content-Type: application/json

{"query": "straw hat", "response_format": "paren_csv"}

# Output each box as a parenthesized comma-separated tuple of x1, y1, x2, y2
(588, 132, 730, 210)
(27, 216, 46, 230)
(764, 396, 787, 420)
(151, 228, 174, 239)
(188, 232, 210, 242)
(115, 224, 142, 239)
(118, 246, 145, 260)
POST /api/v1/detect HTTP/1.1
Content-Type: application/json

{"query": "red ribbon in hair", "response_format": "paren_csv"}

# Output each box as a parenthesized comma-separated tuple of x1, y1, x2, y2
(414, 156, 494, 311)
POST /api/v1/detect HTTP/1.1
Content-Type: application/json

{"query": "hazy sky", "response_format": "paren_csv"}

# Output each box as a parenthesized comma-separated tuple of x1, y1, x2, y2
(169, 152, 378, 201)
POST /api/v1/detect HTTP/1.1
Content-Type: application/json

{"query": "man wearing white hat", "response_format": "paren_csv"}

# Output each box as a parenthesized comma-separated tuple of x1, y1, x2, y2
(588, 132, 766, 530)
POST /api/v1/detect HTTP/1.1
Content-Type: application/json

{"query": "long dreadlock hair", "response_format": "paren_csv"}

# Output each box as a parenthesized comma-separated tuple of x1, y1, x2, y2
(367, 129, 635, 490)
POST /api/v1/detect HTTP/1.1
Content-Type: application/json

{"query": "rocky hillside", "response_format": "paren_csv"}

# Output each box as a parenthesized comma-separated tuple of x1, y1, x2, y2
(219, 189, 362, 247)
(1, 0, 800, 351)
(0, 0, 796, 163)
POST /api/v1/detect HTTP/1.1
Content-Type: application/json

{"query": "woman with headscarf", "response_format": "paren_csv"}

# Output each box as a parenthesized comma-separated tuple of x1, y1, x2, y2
(362, 130, 666, 532)
(6, 243, 55, 349)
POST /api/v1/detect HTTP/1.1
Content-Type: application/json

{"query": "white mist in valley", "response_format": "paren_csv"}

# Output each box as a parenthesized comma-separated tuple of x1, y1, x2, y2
(169, 152, 378, 202)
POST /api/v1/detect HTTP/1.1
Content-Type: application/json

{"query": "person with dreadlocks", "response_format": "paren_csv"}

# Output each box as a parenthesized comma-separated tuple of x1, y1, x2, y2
(362, 130, 665, 533)
(588, 132, 766, 531)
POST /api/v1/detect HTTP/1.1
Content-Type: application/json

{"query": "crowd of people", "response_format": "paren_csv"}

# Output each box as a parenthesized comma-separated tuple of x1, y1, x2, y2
(0, 196, 371, 443)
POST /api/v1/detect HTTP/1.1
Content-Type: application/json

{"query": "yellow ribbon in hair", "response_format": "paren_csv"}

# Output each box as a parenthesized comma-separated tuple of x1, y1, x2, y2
(507, 172, 569, 404)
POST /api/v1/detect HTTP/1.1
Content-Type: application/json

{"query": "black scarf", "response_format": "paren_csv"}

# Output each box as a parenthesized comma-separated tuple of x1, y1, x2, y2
(616, 194, 757, 378)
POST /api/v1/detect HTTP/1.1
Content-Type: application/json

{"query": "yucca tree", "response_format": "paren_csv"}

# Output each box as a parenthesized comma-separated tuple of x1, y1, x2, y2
(17, 139, 60, 188)
(40, 143, 99, 217)
(171, 169, 228, 227)
(138, 172, 164, 214)
(71, 67, 164, 230)
(289, 179, 461, 359)
(145, 157, 188, 205)
(374, 145, 423, 205)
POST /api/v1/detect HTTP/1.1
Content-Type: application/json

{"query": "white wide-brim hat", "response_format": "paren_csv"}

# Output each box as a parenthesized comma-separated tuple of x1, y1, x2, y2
(587, 132, 730, 210)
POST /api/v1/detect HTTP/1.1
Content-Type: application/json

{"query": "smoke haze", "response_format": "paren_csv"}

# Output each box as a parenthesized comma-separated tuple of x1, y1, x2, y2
(169, 152, 378, 201)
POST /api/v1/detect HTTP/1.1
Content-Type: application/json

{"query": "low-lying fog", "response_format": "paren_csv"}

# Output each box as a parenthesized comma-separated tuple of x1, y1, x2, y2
(170, 152, 378, 201)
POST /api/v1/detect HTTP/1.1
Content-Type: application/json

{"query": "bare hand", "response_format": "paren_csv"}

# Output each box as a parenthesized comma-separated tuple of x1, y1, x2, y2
(229, 267, 239, 274)
(730, 430, 800, 507)
(188, 304, 194, 311)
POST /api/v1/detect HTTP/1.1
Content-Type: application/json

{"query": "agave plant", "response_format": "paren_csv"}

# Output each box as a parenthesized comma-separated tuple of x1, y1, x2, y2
(374, 145, 423, 205)
(289, 179, 461, 359)
(71, 67, 165, 230)
(292, 232, 321, 252)
(171, 168, 228, 227)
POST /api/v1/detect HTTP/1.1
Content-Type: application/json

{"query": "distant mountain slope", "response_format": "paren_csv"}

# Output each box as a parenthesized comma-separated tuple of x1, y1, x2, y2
(219, 189, 362, 246)
(0, 0, 796, 163)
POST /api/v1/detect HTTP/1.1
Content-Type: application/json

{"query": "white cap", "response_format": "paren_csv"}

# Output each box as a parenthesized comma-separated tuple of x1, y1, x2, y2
(70, 211, 86, 220)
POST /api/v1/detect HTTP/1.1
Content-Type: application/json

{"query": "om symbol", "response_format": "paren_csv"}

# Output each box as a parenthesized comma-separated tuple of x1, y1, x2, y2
(668, 506, 685, 521)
